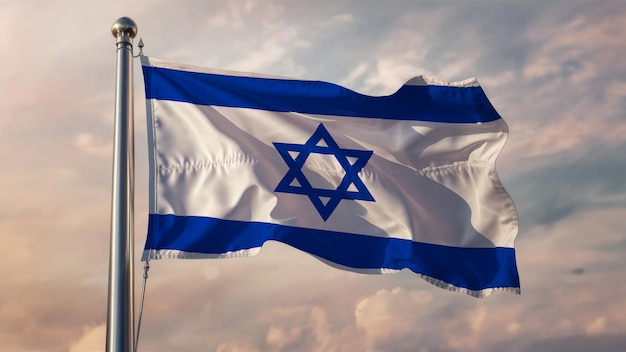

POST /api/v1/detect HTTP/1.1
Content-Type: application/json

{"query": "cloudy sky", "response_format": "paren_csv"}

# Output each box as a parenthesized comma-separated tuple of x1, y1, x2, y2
(2, 0, 626, 351)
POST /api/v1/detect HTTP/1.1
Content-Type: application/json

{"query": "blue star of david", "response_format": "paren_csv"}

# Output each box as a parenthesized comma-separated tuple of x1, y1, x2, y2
(273, 123, 375, 221)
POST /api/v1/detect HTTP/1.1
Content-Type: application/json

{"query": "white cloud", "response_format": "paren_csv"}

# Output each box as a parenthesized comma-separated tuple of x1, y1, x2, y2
(320, 14, 355, 29)
(265, 325, 302, 350)
(479, 70, 517, 88)
(585, 316, 607, 335)
(74, 132, 112, 158)
(606, 80, 626, 97)
(364, 54, 425, 94)
(203, 265, 220, 281)
(355, 287, 433, 344)
(339, 62, 370, 89)
(216, 340, 261, 352)
(442, 306, 489, 350)
(69, 324, 105, 352)
(204, 0, 253, 29)
(224, 19, 308, 76)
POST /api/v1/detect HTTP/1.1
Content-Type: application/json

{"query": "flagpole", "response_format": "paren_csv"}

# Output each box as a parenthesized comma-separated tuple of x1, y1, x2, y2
(107, 17, 137, 352)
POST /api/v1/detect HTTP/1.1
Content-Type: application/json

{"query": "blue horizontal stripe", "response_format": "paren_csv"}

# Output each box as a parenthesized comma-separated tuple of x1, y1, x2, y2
(145, 214, 520, 291)
(142, 65, 501, 123)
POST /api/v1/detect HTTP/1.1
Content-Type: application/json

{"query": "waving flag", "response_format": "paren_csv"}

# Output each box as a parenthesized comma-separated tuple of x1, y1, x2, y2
(140, 56, 519, 297)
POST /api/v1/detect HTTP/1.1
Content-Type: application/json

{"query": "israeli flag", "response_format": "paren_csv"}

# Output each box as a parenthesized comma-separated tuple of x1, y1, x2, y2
(140, 56, 519, 297)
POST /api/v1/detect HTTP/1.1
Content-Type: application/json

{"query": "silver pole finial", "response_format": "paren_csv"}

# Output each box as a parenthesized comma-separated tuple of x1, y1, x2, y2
(111, 17, 138, 39)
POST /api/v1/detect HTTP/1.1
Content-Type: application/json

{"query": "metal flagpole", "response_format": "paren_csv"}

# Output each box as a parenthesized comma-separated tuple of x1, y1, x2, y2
(107, 17, 137, 352)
